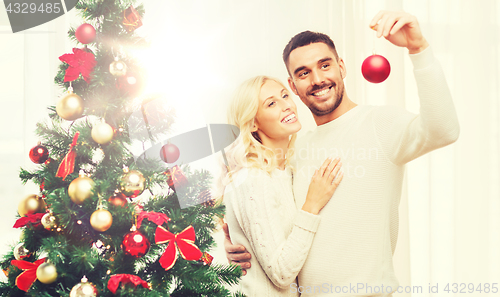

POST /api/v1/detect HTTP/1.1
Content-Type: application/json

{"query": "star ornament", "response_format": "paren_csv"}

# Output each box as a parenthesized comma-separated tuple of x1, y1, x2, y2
(59, 48, 97, 84)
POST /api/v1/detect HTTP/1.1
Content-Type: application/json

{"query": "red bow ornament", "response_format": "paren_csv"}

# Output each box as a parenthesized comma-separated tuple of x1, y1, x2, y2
(11, 258, 46, 292)
(155, 225, 202, 270)
(107, 274, 149, 294)
(56, 131, 80, 180)
(59, 48, 97, 83)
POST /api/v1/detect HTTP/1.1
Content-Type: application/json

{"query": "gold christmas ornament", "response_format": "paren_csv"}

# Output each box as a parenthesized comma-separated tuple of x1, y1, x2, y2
(18, 194, 45, 217)
(13, 243, 29, 260)
(56, 91, 84, 121)
(68, 175, 95, 205)
(41, 213, 57, 231)
(119, 170, 145, 198)
(109, 59, 127, 77)
(91, 122, 114, 144)
(70, 277, 98, 297)
(36, 262, 58, 284)
(90, 209, 113, 232)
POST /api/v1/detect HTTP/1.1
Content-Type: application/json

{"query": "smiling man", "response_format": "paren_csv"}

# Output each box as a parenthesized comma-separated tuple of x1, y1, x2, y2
(224, 10, 460, 296)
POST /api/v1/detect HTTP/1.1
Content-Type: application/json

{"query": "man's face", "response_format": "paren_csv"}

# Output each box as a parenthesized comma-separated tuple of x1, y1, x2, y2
(287, 42, 346, 117)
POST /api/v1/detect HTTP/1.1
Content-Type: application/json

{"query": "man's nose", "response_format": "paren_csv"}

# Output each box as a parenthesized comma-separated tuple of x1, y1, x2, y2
(311, 69, 325, 86)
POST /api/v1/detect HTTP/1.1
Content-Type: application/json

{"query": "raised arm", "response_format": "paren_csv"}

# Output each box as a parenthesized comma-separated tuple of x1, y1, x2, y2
(370, 11, 460, 165)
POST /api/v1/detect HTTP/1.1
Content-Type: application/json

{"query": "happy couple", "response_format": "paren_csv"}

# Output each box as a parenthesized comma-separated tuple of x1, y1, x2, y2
(215, 10, 460, 297)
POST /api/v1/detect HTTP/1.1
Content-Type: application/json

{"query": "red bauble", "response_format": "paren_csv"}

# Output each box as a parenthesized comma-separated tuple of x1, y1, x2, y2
(116, 72, 144, 98)
(361, 54, 391, 83)
(29, 144, 49, 164)
(75, 23, 96, 44)
(122, 230, 150, 258)
(160, 143, 180, 163)
(108, 193, 128, 207)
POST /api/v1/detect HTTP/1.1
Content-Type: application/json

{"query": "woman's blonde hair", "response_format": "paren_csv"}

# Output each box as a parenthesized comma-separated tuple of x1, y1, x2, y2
(213, 76, 297, 204)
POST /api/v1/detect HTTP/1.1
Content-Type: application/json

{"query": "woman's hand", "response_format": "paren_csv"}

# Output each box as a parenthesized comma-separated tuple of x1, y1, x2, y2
(302, 157, 343, 215)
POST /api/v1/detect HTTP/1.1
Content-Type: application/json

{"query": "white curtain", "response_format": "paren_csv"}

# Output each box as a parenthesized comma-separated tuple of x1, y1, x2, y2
(1, 1, 499, 296)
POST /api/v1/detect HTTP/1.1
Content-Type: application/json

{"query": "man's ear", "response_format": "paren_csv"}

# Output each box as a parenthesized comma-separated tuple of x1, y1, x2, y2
(338, 57, 347, 79)
(288, 77, 298, 95)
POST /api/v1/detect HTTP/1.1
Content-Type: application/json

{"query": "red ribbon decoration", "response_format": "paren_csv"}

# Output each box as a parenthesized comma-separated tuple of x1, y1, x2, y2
(13, 213, 45, 228)
(56, 131, 80, 181)
(59, 48, 97, 83)
(11, 258, 46, 292)
(107, 274, 149, 294)
(136, 212, 171, 228)
(155, 225, 202, 271)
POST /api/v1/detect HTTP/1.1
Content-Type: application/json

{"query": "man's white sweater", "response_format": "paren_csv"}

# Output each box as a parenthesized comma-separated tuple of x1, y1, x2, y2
(291, 47, 460, 296)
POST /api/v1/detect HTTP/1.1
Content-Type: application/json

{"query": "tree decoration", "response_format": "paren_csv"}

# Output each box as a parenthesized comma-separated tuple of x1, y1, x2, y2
(197, 189, 216, 207)
(56, 90, 84, 121)
(13, 243, 30, 261)
(107, 274, 149, 294)
(75, 23, 96, 44)
(361, 54, 391, 83)
(199, 252, 213, 266)
(91, 122, 114, 144)
(17, 194, 46, 217)
(70, 276, 98, 297)
(68, 173, 95, 205)
(59, 48, 97, 83)
(40, 213, 57, 231)
(116, 72, 143, 97)
(155, 225, 202, 271)
(29, 143, 49, 164)
(119, 169, 145, 198)
(159, 143, 180, 163)
(10, 258, 46, 291)
(13, 213, 45, 228)
(136, 212, 170, 228)
(122, 5, 143, 31)
(121, 226, 150, 258)
(163, 165, 188, 189)
(90, 208, 113, 232)
(36, 262, 58, 284)
(109, 58, 127, 77)
(108, 192, 127, 207)
(56, 131, 80, 180)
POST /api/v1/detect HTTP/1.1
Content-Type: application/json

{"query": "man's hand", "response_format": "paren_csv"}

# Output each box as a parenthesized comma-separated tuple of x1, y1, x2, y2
(223, 223, 251, 276)
(369, 10, 429, 54)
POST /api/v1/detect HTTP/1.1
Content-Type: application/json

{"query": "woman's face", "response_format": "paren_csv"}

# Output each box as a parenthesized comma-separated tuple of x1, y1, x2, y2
(253, 80, 301, 142)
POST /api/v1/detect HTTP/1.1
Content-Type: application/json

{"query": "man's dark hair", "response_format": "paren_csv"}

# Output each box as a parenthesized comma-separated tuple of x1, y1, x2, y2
(282, 31, 339, 75)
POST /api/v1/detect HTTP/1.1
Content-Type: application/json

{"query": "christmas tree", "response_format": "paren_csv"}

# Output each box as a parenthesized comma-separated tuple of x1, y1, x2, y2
(0, 0, 242, 296)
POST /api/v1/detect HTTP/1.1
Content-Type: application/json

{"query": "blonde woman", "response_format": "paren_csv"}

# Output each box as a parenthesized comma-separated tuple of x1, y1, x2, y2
(217, 76, 343, 296)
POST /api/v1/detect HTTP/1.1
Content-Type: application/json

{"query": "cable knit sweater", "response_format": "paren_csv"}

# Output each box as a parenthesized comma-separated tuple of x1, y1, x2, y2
(291, 47, 459, 296)
(224, 166, 322, 296)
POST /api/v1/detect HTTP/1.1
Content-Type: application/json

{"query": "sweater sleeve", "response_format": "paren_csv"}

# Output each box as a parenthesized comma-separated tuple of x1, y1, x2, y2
(373, 46, 460, 165)
(226, 168, 321, 289)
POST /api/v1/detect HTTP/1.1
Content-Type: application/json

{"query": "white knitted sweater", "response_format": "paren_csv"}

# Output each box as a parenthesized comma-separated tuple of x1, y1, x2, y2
(224, 166, 321, 296)
(291, 47, 459, 296)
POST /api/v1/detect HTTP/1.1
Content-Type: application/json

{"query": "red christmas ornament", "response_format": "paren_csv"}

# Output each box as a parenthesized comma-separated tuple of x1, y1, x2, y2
(155, 225, 202, 270)
(108, 193, 128, 207)
(29, 144, 49, 164)
(160, 143, 180, 163)
(116, 72, 144, 98)
(164, 165, 188, 189)
(75, 23, 96, 44)
(107, 274, 149, 294)
(59, 48, 97, 84)
(362, 54, 391, 83)
(122, 6, 143, 31)
(56, 131, 80, 181)
(122, 230, 150, 258)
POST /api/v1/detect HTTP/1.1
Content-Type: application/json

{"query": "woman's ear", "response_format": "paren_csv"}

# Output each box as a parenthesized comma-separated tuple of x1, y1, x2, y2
(251, 121, 259, 132)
